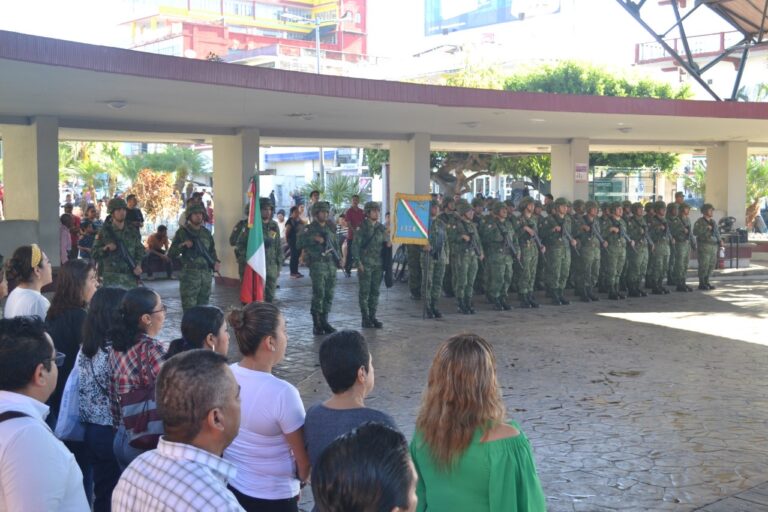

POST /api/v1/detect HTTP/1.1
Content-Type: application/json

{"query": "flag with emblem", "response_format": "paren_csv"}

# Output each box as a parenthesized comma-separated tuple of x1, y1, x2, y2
(240, 175, 266, 303)
(392, 193, 432, 245)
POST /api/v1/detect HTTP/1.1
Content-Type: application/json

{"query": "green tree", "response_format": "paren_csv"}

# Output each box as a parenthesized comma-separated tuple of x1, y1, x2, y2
(127, 145, 209, 193)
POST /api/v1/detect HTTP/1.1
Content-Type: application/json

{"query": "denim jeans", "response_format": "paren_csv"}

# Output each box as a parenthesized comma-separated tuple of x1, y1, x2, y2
(85, 423, 121, 512)
(113, 424, 147, 471)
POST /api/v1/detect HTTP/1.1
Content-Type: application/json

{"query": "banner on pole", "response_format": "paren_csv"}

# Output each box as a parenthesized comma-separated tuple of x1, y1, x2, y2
(392, 193, 432, 246)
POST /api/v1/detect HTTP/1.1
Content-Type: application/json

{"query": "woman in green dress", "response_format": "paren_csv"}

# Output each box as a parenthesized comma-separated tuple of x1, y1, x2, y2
(410, 334, 546, 512)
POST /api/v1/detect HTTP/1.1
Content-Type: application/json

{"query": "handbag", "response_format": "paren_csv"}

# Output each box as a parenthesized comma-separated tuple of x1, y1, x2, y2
(54, 358, 85, 442)
(118, 343, 163, 450)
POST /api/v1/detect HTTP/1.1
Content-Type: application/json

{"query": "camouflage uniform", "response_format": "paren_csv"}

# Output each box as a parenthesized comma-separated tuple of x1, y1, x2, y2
(666, 203, 680, 286)
(350, 202, 389, 328)
(229, 205, 250, 280)
(597, 203, 612, 292)
(573, 202, 602, 301)
(447, 199, 483, 314)
(298, 201, 340, 335)
(422, 200, 447, 319)
(601, 203, 629, 300)
(405, 244, 423, 299)
(169, 204, 218, 311)
(92, 198, 144, 288)
(534, 202, 547, 291)
(647, 202, 674, 294)
(625, 203, 650, 297)
(438, 197, 456, 298)
(480, 201, 519, 310)
(644, 201, 655, 288)
(694, 204, 721, 290)
(515, 198, 542, 308)
(540, 197, 574, 305)
(472, 197, 488, 296)
(670, 203, 694, 292)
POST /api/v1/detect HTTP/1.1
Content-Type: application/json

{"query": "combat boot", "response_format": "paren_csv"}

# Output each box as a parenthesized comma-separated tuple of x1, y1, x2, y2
(706, 281, 716, 290)
(580, 287, 591, 302)
(457, 298, 468, 314)
(320, 313, 336, 334)
(550, 288, 562, 305)
(617, 289, 627, 300)
(518, 293, 531, 309)
(527, 292, 540, 308)
(425, 303, 435, 319)
(493, 298, 504, 311)
(431, 300, 443, 318)
(370, 309, 383, 328)
(698, 281, 707, 290)
(501, 297, 512, 311)
(676, 284, 688, 292)
(558, 290, 570, 305)
(608, 285, 620, 300)
(466, 297, 476, 314)
(628, 287, 641, 298)
(587, 287, 600, 301)
(361, 313, 373, 328)
(312, 312, 324, 336)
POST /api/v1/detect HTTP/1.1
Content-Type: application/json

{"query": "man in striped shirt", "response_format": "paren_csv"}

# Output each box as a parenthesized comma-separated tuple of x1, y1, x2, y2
(112, 350, 244, 512)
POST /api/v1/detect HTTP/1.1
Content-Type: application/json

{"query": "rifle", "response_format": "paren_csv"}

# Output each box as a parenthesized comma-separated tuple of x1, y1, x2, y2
(558, 217, 580, 257)
(686, 221, 697, 251)
(587, 218, 607, 251)
(659, 218, 674, 244)
(633, 218, 655, 252)
(181, 226, 221, 277)
(105, 223, 143, 286)
(529, 223, 548, 263)
(430, 221, 446, 260)
(613, 218, 637, 254)
(495, 220, 522, 268)
(321, 234, 342, 268)
(708, 218, 722, 244)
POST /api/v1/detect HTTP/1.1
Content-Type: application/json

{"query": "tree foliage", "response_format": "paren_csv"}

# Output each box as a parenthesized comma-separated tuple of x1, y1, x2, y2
(299, 175, 359, 212)
(128, 169, 179, 223)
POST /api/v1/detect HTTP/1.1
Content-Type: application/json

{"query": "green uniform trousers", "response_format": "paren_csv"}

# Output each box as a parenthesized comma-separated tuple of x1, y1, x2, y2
(357, 264, 383, 317)
(265, 262, 280, 303)
(649, 242, 671, 289)
(627, 244, 649, 291)
(310, 261, 337, 315)
(545, 244, 571, 292)
(406, 245, 423, 296)
(451, 253, 478, 301)
(575, 247, 600, 291)
(102, 272, 138, 289)
(672, 242, 690, 286)
(486, 253, 513, 301)
(605, 245, 626, 291)
(517, 243, 539, 295)
(697, 243, 717, 285)
(180, 268, 212, 311)
(421, 254, 446, 304)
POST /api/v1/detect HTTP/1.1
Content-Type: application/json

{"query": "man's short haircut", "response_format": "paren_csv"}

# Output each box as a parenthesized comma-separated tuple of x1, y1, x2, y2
(126, 194, 137, 202)
(319, 330, 370, 394)
(312, 423, 413, 512)
(0, 317, 53, 391)
(310, 190, 320, 198)
(352, 194, 359, 199)
(156, 349, 231, 442)
(290, 206, 298, 215)
(63, 203, 74, 211)
(277, 209, 285, 216)
(157, 225, 167, 232)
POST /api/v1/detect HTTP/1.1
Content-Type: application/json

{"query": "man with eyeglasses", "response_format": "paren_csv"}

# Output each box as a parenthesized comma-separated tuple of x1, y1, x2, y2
(0, 316, 89, 511)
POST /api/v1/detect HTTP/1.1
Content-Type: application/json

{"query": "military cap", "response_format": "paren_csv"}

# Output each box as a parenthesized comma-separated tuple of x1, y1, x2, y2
(259, 197, 273, 210)
(364, 201, 381, 213)
(701, 203, 715, 213)
(675, 191, 685, 198)
(519, 197, 534, 210)
(311, 201, 331, 215)
(572, 199, 585, 210)
(654, 201, 667, 211)
(554, 197, 568, 207)
(185, 203, 206, 219)
(107, 198, 128, 213)
(455, 199, 472, 215)
(441, 196, 455, 208)
(584, 200, 598, 211)
(679, 202, 691, 211)
(471, 197, 484, 208)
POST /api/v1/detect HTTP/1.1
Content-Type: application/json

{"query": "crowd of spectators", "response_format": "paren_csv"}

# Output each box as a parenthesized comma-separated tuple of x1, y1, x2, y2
(0, 242, 546, 512)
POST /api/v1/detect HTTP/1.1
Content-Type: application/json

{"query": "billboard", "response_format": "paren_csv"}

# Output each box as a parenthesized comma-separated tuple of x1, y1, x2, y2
(424, 0, 561, 36)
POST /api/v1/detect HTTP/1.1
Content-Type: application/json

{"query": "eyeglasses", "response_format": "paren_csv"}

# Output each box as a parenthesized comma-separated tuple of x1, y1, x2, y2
(47, 352, 66, 367)
(150, 304, 168, 314)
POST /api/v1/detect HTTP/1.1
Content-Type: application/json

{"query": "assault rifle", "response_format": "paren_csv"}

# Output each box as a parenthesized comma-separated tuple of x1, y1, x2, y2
(634, 218, 655, 252)
(686, 222, 697, 251)
(105, 223, 143, 286)
(558, 218, 580, 257)
(587, 218, 607, 251)
(708, 218, 722, 244)
(613, 219, 637, 254)
(181, 226, 221, 277)
(467, 233, 483, 258)
(529, 225, 548, 263)
(322, 234, 342, 269)
(495, 220, 522, 268)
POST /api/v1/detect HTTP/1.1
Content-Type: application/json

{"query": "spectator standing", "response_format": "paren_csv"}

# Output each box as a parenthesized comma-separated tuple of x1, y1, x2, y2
(63, 204, 81, 260)
(165, 306, 230, 359)
(125, 194, 145, 232)
(206, 200, 215, 232)
(410, 333, 546, 512)
(79, 286, 127, 512)
(307, 190, 320, 222)
(225, 302, 310, 512)
(108, 287, 168, 469)
(3, 244, 52, 319)
(276, 209, 287, 240)
(285, 206, 304, 278)
(304, 330, 396, 471)
(143, 225, 173, 279)
(312, 423, 417, 512)
(344, 195, 365, 276)
(78, 220, 96, 260)
(0, 316, 90, 511)
(112, 349, 244, 512)
(269, 190, 277, 209)
(59, 213, 73, 265)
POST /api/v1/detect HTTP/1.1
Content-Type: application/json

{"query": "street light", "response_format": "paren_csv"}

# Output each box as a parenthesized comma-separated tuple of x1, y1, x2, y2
(279, 10, 352, 189)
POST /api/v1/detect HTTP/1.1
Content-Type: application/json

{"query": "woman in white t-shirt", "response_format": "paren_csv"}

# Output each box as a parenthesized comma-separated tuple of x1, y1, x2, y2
(225, 302, 310, 512)
(3, 244, 53, 319)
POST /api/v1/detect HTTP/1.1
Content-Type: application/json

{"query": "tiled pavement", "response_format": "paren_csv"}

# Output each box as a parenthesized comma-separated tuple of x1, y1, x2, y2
(149, 270, 768, 511)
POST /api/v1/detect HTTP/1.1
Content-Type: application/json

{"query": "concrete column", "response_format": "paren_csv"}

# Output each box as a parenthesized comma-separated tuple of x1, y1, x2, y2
(212, 128, 259, 281)
(706, 142, 747, 225)
(2, 117, 60, 261)
(388, 133, 430, 214)
(551, 138, 589, 201)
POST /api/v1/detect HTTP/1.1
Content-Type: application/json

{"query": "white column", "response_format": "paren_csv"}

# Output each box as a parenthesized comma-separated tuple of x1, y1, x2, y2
(212, 128, 259, 281)
(388, 133, 431, 214)
(2, 117, 60, 262)
(706, 141, 747, 225)
(551, 138, 589, 201)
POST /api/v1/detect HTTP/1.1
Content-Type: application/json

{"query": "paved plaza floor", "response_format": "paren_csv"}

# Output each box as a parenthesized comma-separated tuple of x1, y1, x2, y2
(150, 269, 768, 512)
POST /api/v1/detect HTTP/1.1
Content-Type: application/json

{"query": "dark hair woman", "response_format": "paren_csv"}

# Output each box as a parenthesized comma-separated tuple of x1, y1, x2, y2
(224, 302, 310, 512)
(3, 244, 53, 319)
(166, 306, 229, 359)
(108, 287, 167, 469)
(77, 286, 126, 512)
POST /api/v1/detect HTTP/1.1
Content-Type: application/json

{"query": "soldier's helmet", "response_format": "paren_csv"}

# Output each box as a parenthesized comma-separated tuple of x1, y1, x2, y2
(455, 199, 472, 215)
(533, 200, 543, 209)
(631, 202, 644, 213)
(610, 201, 622, 213)
(600, 201, 610, 212)
(311, 201, 331, 216)
(666, 203, 678, 215)
(471, 197, 484, 208)
(364, 201, 381, 213)
(430, 199, 441, 209)
(519, 197, 534, 211)
(701, 203, 715, 214)
(654, 200, 667, 212)
(584, 200, 598, 212)
(107, 198, 128, 213)
(679, 202, 691, 211)
(644, 202, 654, 212)
(185, 204, 206, 219)
(622, 200, 633, 210)
(491, 201, 507, 214)
(554, 197, 568, 207)
(572, 199, 585, 210)
(259, 197, 273, 210)
(441, 196, 455, 209)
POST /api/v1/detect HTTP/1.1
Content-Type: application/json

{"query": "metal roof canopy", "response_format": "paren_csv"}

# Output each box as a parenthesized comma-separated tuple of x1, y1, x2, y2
(616, 0, 768, 101)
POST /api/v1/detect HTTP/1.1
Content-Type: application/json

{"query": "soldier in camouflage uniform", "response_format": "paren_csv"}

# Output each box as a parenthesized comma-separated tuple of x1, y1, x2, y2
(92, 198, 144, 288)
(350, 201, 391, 328)
(619, 200, 633, 293)
(601, 202, 632, 300)
(694, 203, 722, 290)
(567, 199, 585, 290)
(168, 204, 219, 311)
(540, 197, 577, 305)
(298, 201, 341, 335)
(625, 202, 650, 297)
(533, 200, 547, 291)
(573, 200, 605, 302)
(229, 204, 250, 280)
(670, 202, 694, 292)
(515, 197, 543, 308)
(644, 201, 655, 289)
(405, 244, 423, 300)
(647, 201, 674, 294)
(439, 196, 457, 298)
(480, 201, 519, 310)
(597, 201, 612, 293)
(421, 199, 447, 319)
(666, 202, 680, 287)
(472, 197, 488, 295)
(447, 199, 484, 314)
(248, 197, 282, 302)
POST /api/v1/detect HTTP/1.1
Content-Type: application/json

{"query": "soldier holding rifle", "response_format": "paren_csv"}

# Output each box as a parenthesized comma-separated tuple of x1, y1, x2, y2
(92, 198, 144, 288)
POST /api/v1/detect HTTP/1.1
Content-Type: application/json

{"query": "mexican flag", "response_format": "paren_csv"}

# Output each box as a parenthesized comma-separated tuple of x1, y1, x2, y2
(240, 176, 265, 303)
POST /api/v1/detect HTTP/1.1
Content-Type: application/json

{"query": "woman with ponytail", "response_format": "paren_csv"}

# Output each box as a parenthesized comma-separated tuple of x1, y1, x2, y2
(165, 305, 229, 359)
(3, 244, 53, 319)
